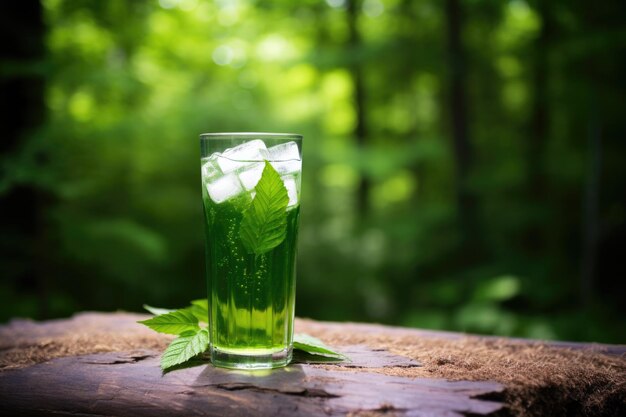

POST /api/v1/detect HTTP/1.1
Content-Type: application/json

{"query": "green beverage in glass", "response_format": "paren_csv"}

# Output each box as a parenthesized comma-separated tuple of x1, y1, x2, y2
(199, 132, 302, 369)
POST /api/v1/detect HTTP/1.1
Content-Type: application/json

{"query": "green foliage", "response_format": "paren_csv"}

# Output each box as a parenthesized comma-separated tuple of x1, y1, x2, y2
(239, 162, 289, 255)
(1, 0, 625, 345)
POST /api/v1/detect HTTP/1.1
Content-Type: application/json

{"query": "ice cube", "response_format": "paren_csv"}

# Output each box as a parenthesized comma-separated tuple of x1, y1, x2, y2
(271, 159, 302, 175)
(201, 154, 222, 180)
(217, 139, 269, 173)
(268, 141, 301, 175)
(268, 141, 300, 161)
(282, 175, 299, 207)
(205, 172, 244, 203)
(238, 162, 265, 191)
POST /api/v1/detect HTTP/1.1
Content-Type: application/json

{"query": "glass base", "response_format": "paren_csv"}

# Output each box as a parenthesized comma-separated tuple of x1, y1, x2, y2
(210, 345, 292, 370)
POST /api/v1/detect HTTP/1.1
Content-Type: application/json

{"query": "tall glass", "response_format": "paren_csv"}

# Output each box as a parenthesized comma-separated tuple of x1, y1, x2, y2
(199, 132, 302, 369)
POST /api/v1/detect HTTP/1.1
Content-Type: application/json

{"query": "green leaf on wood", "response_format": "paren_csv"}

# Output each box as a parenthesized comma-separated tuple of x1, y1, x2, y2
(293, 333, 347, 359)
(239, 161, 289, 255)
(139, 301, 349, 371)
(191, 299, 208, 310)
(161, 328, 209, 370)
(189, 299, 208, 323)
(143, 304, 176, 316)
(137, 309, 199, 335)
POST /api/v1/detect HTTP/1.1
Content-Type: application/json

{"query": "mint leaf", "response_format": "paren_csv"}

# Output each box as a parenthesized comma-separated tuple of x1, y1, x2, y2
(139, 299, 350, 370)
(239, 161, 289, 255)
(293, 333, 347, 360)
(292, 350, 347, 364)
(161, 328, 209, 370)
(144, 301, 209, 323)
(137, 309, 199, 335)
(143, 304, 176, 316)
(191, 299, 208, 311)
(189, 299, 208, 323)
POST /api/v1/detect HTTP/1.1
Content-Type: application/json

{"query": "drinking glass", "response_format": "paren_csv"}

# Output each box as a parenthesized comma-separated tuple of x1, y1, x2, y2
(200, 132, 302, 369)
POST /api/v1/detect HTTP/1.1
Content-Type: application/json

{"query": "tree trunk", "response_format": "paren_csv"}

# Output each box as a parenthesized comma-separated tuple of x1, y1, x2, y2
(347, 0, 370, 218)
(444, 0, 478, 247)
(580, 108, 602, 306)
(524, 0, 553, 256)
(0, 0, 49, 318)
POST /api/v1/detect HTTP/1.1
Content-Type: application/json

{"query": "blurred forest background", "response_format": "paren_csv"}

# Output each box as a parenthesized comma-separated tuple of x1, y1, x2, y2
(1, 0, 625, 343)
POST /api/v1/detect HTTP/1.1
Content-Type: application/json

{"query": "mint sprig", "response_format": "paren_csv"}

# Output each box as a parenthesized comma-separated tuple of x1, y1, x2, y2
(142, 304, 176, 316)
(137, 309, 199, 335)
(161, 328, 209, 370)
(293, 334, 348, 360)
(138, 301, 347, 371)
(188, 299, 209, 323)
(239, 161, 289, 255)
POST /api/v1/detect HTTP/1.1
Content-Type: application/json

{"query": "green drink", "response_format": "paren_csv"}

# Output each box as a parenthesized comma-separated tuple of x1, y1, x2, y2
(200, 133, 302, 369)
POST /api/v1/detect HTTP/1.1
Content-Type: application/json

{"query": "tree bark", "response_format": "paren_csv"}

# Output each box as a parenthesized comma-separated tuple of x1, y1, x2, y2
(0, 350, 504, 417)
(2, 312, 625, 417)
(0, 314, 508, 417)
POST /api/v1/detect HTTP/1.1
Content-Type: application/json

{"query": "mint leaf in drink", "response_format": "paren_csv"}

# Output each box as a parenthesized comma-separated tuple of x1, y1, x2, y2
(143, 304, 176, 316)
(239, 161, 289, 255)
(137, 309, 199, 335)
(293, 333, 348, 360)
(161, 328, 209, 370)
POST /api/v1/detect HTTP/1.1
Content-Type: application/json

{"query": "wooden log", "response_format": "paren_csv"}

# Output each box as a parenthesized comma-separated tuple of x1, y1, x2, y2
(296, 318, 626, 356)
(0, 312, 624, 417)
(0, 349, 502, 417)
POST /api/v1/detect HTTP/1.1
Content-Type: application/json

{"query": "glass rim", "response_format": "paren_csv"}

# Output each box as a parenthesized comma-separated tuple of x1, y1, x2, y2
(200, 132, 302, 140)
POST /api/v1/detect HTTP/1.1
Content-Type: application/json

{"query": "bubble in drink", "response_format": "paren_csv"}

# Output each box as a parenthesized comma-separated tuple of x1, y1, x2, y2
(217, 140, 269, 173)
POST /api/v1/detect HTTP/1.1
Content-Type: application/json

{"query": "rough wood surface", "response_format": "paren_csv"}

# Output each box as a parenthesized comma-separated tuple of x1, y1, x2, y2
(0, 312, 624, 417)
(0, 350, 502, 417)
